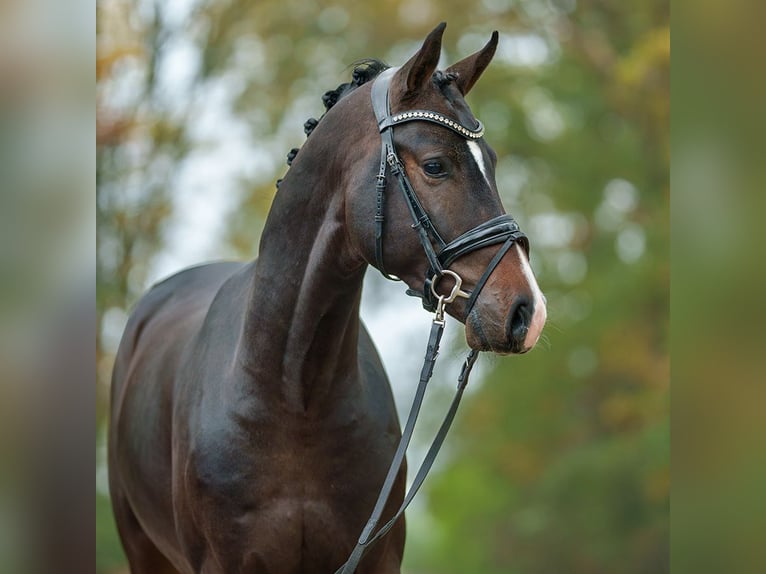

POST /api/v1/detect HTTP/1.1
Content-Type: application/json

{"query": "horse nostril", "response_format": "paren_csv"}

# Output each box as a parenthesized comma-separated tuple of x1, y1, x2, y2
(507, 296, 533, 350)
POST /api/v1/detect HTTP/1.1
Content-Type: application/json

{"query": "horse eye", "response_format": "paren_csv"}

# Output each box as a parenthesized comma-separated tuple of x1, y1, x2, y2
(423, 160, 446, 178)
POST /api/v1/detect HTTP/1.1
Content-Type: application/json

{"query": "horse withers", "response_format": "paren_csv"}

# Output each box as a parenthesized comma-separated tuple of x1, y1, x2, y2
(109, 23, 546, 574)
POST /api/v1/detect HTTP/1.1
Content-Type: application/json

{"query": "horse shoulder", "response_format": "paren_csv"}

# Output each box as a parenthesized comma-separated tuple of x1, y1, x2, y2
(109, 261, 248, 566)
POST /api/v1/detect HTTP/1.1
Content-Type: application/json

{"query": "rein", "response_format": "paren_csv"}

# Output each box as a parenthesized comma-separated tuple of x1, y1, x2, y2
(337, 68, 529, 573)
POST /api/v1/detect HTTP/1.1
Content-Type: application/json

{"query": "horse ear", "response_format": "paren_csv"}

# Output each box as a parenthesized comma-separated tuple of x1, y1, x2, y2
(446, 31, 499, 96)
(396, 22, 446, 100)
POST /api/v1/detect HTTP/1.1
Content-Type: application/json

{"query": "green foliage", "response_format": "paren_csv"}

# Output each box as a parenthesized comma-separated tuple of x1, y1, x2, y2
(96, 492, 127, 572)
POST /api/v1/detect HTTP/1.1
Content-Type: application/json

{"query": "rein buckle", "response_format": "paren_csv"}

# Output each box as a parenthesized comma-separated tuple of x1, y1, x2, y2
(433, 295, 446, 325)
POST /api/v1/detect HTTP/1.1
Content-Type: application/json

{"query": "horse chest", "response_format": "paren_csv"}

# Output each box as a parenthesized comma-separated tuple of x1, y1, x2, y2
(183, 401, 396, 508)
(176, 406, 399, 568)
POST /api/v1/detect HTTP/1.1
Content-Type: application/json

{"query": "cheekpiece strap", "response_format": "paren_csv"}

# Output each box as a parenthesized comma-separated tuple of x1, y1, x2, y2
(371, 67, 445, 280)
(371, 68, 399, 280)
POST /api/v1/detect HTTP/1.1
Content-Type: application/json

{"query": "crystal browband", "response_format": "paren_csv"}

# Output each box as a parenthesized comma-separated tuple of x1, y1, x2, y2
(378, 110, 485, 140)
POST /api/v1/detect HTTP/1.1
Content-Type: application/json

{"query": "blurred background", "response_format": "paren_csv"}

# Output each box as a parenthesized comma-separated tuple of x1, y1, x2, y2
(96, 0, 669, 572)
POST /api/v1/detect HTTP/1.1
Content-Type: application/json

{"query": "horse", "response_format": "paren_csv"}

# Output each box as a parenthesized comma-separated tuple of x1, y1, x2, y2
(108, 22, 547, 574)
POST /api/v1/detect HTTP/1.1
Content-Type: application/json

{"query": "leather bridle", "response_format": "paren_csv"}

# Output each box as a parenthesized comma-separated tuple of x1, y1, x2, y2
(336, 68, 530, 573)
(370, 66, 528, 319)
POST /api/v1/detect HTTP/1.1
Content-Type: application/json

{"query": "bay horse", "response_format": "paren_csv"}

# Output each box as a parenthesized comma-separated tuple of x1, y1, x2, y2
(109, 23, 546, 574)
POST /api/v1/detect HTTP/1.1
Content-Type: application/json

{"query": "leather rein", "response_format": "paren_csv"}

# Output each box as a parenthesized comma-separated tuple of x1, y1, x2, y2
(336, 68, 529, 573)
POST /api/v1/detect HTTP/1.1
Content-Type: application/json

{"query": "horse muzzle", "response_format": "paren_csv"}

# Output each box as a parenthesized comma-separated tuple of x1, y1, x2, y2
(462, 245, 547, 355)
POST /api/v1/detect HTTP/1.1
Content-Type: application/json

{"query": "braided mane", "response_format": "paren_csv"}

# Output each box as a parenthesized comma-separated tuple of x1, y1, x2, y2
(277, 59, 389, 188)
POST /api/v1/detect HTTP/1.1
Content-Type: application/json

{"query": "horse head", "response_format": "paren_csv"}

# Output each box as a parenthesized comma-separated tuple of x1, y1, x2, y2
(310, 23, 547, 354)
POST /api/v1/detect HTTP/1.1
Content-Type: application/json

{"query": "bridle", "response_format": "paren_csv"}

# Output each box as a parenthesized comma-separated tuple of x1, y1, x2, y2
(371, 67, 528, 319)
(337, 67, 530, 573)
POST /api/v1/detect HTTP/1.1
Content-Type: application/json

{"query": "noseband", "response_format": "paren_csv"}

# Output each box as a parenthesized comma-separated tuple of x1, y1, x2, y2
(371, 67, 529, 318)
(337, 68, 531, 573)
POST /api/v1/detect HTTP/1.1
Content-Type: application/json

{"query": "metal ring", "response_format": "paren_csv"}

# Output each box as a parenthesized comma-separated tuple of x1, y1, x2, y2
(430, 270, 471, 304)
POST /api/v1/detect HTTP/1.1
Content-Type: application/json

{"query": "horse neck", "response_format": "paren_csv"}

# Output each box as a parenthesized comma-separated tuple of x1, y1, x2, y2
(239, 125, 369, 413)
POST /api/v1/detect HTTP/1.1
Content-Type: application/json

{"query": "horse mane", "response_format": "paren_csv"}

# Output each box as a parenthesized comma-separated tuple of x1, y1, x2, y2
(277, 59, 389, 188)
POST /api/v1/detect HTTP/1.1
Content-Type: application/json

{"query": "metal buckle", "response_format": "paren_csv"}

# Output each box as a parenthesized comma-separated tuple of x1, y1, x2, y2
(430, 269, 470, 305)
(434, 295, 446, 325)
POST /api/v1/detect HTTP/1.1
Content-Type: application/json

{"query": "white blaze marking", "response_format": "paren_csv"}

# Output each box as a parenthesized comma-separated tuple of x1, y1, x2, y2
(515, 243, 547, 350)
(466, 141, 546, 351)
(467, 141, 491, 188)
